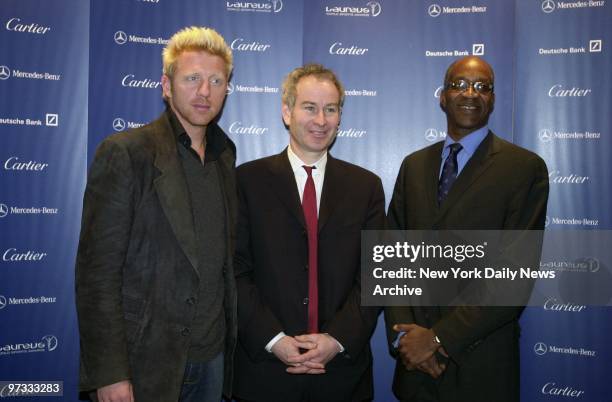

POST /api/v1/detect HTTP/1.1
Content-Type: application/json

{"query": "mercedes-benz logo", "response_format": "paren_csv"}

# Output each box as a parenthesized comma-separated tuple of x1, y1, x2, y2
(114, 30, 128, 45)
(542, 0, 555, 13)
(545, 215, 550, 227)
(539, 129, 553, 143)
(428, 4, 442, 17)
(226, 82, 234, 95)
(0, 203, 8, 218)
(0, 65, 10, 80)
(113, 118, 126, 132)
(0, 295, 6, 310)
(425, 128, 439, 142)
(270, 0, 283, 13)
(534, 342, 547, 355)
(366, 1, 382, 17)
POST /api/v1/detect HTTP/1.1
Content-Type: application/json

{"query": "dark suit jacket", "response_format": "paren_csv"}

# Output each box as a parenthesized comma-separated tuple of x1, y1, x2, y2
(385, 132, 549, 402)
(75, 110, 238, 402)
(233, 150, 385, 402)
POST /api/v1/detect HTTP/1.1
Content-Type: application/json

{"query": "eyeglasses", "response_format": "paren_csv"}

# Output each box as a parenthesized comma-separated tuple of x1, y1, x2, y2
(446, 79, 494, 94)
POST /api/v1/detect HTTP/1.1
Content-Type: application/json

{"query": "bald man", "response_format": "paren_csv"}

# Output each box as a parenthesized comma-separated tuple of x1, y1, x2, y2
(385, 56, 549, 402)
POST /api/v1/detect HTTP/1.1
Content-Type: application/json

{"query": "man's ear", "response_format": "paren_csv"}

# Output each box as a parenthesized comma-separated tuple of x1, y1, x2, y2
(439, 90, 447, 112)
(281, 103, 291, 127)
(161, 74, 172, 100)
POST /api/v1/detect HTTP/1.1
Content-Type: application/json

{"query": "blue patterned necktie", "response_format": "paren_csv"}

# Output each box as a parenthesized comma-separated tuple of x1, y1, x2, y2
(437, 143, 463, 205)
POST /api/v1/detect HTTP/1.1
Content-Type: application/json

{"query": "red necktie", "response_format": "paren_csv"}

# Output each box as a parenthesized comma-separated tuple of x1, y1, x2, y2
(302, 166, 318, 333)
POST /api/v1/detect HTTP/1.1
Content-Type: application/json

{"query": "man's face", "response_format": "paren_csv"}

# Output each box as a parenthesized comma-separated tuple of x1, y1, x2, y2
(440, 57, 495, 140)
(161, 50, 228, 134)
(282, 76, 341, 164)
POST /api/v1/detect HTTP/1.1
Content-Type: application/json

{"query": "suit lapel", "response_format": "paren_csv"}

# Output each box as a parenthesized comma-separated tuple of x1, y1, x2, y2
(425, 142, 444, 212)
(266, 150, 306, 229)
(437, 131, 500, 218)
(152, 114, 199, 274)
(318, 154, 344, 234)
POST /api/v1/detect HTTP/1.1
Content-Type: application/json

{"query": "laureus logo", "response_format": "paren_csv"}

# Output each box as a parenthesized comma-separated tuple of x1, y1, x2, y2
(366, 1, 382, 17)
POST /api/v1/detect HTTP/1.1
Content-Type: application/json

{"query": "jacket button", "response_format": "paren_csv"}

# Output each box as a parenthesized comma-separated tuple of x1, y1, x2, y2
(181, 327, 190, 336)
(186, 297, 196, 305)
(303, 298, 309, 305)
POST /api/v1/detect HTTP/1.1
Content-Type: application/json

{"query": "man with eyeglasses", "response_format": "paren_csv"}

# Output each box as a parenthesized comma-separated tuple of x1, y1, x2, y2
(384, 56, 549, 402)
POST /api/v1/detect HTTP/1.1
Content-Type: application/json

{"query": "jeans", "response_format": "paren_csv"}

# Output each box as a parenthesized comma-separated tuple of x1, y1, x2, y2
(179, 352, 224, 402)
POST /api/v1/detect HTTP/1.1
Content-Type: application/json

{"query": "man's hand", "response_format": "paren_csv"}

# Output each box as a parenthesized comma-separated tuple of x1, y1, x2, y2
(285, 333, 341, 374)
(416, 355, 446, 379)
(393, 324, 441, 367)
(271, 335, 325, 374)
(97, 380, 134, 402)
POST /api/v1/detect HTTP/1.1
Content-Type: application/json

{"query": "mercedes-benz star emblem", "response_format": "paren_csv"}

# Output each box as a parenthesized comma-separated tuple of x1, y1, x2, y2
(0, 65, 10, 80)
(425, 128, 439, 142)
(539, 129, 553, 143)
(113, 118, 126, 132)
(0, 203, 8, 218)
(534, 342, 547, 355)
(542, 0, 555, 13)
(428, 4, 442, 17)
(0, 295, 6, 310)
(114, 30, 128, 45)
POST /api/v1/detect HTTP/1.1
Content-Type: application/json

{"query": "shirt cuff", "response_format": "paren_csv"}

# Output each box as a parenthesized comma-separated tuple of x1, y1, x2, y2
(265, 331, 286, 353)
(392, 331, 406, 349)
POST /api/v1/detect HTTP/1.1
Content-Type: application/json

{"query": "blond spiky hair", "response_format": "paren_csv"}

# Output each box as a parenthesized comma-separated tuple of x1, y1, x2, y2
(162, 26, 233, 78)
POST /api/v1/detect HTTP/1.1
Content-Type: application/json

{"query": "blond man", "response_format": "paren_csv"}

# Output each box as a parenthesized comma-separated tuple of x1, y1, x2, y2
(76, 26, 238, 402)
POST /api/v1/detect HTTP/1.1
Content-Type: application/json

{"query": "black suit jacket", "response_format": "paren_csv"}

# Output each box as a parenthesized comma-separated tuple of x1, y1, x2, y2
(233, 150, 385, 401)
(75, 110, 238, 402)
(385, 132, 549, 402)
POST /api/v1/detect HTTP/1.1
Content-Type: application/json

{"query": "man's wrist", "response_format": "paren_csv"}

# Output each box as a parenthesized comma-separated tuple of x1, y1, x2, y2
(265, 331, 286, 353)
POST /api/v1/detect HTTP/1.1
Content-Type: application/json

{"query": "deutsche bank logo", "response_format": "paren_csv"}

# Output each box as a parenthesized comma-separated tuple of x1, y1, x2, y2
(472, 44, 484, 56)
(425, 128, 439, 142)
(534, 342, 548, 355)
(428, 4, 441, 17)
(0, 65, 10, 80)
(539, 129, 553, 142)
(0, 295, 6, 310)
(541, 0, 555, 13)
(589, 40, 602, 53)
(46, 113, 58, 127)
(114, 30, 128, 45)
(0, 203, 8, 218)
(113, 118, 126, 132)
(226, 82, 234, 95)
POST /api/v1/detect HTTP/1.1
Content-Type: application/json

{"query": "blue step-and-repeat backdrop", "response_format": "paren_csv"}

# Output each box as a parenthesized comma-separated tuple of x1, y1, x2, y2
(1, 1, 610, 401)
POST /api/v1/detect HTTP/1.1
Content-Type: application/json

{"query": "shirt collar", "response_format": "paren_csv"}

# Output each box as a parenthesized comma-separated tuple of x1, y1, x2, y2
(287, 145, 328, 175)
(166, 107, 226, 161)
(443, 125, 489, 157)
